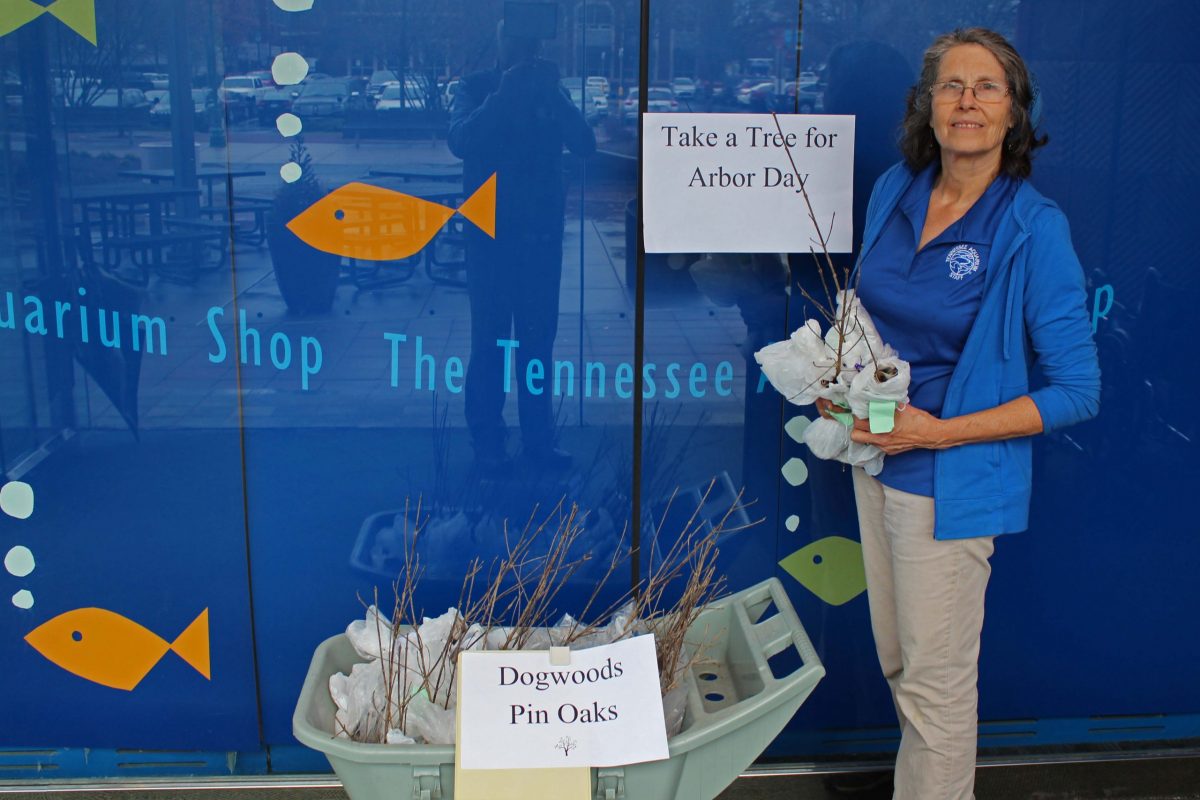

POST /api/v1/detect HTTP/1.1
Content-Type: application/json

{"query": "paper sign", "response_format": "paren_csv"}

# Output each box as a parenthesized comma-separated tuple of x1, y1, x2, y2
(454, 669, 589, 800)
(642, 113, 855, 254)
(458, 634, 669, 769)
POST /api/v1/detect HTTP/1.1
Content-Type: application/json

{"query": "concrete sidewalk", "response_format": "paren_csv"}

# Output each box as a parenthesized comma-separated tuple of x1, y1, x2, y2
(2, 757, 1199, 800)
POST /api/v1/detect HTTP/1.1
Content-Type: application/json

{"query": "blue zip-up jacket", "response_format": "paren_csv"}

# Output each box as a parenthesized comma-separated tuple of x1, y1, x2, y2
(855, 163, 1101, 539)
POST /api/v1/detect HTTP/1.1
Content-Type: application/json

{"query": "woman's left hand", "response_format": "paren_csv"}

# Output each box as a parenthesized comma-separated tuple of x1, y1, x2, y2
(850, 402, 946, 455)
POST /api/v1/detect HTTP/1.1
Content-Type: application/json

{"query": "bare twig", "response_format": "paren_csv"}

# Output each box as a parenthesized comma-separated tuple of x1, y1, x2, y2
(338, 488, 753, 743)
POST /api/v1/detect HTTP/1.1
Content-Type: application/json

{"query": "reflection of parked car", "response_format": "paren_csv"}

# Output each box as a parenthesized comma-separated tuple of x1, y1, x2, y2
(736, 80, 775, 106)
(442, 78, 460, 110)
(65, 88, 152, 126)
(670, 77, 696, 100)
(90, 88, 151, 109)
(566, 86, 601, 125)
(257, 86, 293, 124)
(219, 75, 265, 120)
(292, 79, 349, 116)
(115, 72, 154, 91)
(219, 75, 265, 103)
(247, 70, 276, 88)
(562, 78, 606, 122)
(367, 69, 400, 98)
(143, 72, 169, 90)
(149, 88, 215, 130)
(772, 81, 824, 114)
(622, 86, 678, 116)
(586, 75, 610, 97)
(373, 80, 425, 111)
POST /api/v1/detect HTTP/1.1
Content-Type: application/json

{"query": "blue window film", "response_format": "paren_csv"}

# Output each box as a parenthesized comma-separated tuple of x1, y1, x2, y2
(0, 0, 1196, 776)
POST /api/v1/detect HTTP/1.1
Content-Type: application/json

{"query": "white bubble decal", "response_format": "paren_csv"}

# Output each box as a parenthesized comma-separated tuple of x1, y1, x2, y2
(12, 590, 33, 610)
(276, 113, 303, 137)
(280, 162, 302, 183)
(0, 481, 34, 519)
(5, 545, 35, 578)
(781, 457, 809, 487)
(784, 415, 812, 444)
(271, 52, 310, 86)
(273, 0, 315, 10)
(785, 515, 800, 532)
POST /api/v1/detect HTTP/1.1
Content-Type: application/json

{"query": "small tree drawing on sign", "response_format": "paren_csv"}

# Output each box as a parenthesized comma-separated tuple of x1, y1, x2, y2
(556, 736, 578, 757)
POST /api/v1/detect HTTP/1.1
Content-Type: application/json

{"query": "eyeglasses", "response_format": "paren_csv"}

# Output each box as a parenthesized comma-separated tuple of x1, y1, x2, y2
(929, 80, 1010, 103)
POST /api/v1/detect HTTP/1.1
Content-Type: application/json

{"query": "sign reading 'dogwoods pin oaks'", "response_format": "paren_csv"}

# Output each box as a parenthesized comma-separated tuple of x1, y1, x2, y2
(457, 634, 668, 769)
(642, 113, 856, 254)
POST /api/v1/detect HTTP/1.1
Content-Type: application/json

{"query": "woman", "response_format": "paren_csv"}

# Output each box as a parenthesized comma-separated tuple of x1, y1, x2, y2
(815, 28, 1100, 799)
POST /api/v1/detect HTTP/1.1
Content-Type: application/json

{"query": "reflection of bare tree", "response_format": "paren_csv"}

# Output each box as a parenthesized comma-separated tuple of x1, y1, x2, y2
(802, 0, 1019, 68)
(651, 0, 795, 85)
(282, 0, 536, 79)
(56, 0, 170, 108)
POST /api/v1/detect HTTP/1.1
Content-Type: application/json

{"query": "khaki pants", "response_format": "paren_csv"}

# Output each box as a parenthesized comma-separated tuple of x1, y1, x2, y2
(852, 468, 995, 800)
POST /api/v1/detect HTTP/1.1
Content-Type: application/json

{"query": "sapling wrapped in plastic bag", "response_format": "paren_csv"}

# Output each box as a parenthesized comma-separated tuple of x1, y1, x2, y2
(330, 659, 388, 740)
(404, 691, 458, 745)
(831, 291, 887, 374)
(345, 604, 394, 661)
(753, 318, 829, 406)
(756, 290, 911, 476)
(839, 350, 911, 476)
(801, 416, 851, 461)
(327, 493, 730, 747)
(847, 354, 910, 420)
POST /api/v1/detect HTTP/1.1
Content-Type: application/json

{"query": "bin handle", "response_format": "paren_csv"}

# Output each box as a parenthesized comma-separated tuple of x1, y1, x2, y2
(732, 578, 821, 682)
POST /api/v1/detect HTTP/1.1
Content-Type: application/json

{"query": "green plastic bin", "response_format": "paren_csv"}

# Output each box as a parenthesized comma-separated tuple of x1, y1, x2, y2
(293, 577, 824, 800)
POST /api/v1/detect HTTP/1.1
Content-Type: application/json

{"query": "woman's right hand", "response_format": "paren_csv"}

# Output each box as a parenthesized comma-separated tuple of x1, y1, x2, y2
(815, 398, 849, 420)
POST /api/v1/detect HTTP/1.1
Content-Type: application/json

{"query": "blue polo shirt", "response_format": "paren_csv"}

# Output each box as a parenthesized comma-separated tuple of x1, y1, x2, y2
(855, 165, 1018, 496)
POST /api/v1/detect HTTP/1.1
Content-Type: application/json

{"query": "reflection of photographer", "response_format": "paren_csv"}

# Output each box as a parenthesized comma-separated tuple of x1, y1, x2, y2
(448, 16, 595, 472)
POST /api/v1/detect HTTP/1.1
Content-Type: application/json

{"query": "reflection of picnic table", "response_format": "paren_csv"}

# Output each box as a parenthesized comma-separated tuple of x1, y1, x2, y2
(120, 167, 270, 246)
(366, 164, 463, 182)
(68, 182, 223, 286)
(119, 167, 267, 205)
(343, 177, 467, 288)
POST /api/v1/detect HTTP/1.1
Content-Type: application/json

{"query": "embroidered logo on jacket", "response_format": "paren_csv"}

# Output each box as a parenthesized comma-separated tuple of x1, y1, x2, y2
(947, 244, 981, 280)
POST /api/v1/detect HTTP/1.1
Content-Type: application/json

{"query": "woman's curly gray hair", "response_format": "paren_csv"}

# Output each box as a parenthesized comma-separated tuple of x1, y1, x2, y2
(899, 27, 1047, 178)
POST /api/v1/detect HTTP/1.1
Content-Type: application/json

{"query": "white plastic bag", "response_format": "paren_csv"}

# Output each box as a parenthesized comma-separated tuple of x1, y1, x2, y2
(662, 682, 687, 737)
(802, 417, 852, 461)
(845, 440, 885, 476)
(831, 290, 887, 370)
(345, 605, 394, 661)
(753, 318, 830, 406)
(332, 601, 697, 747)
(757, 289, 911, 474)
(847, 356, 911, 420)
(404, 693, 457, 745)
(330, 660, 387, 740)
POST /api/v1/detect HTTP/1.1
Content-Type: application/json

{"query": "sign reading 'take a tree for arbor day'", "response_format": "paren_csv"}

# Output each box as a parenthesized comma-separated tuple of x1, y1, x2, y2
(457, 635, 669, 769)
(642, 113, 856, 254)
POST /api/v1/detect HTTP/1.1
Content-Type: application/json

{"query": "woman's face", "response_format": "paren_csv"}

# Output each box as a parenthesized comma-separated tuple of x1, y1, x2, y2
(930, 43, 1014, 165)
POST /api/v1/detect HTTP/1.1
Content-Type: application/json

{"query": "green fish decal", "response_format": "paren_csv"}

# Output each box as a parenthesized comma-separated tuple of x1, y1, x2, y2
(780, 535, 867, 606)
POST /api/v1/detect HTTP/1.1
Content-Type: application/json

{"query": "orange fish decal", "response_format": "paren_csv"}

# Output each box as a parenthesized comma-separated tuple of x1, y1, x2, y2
(286, 173, 496, 261)
(24, 608, 210, 691)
